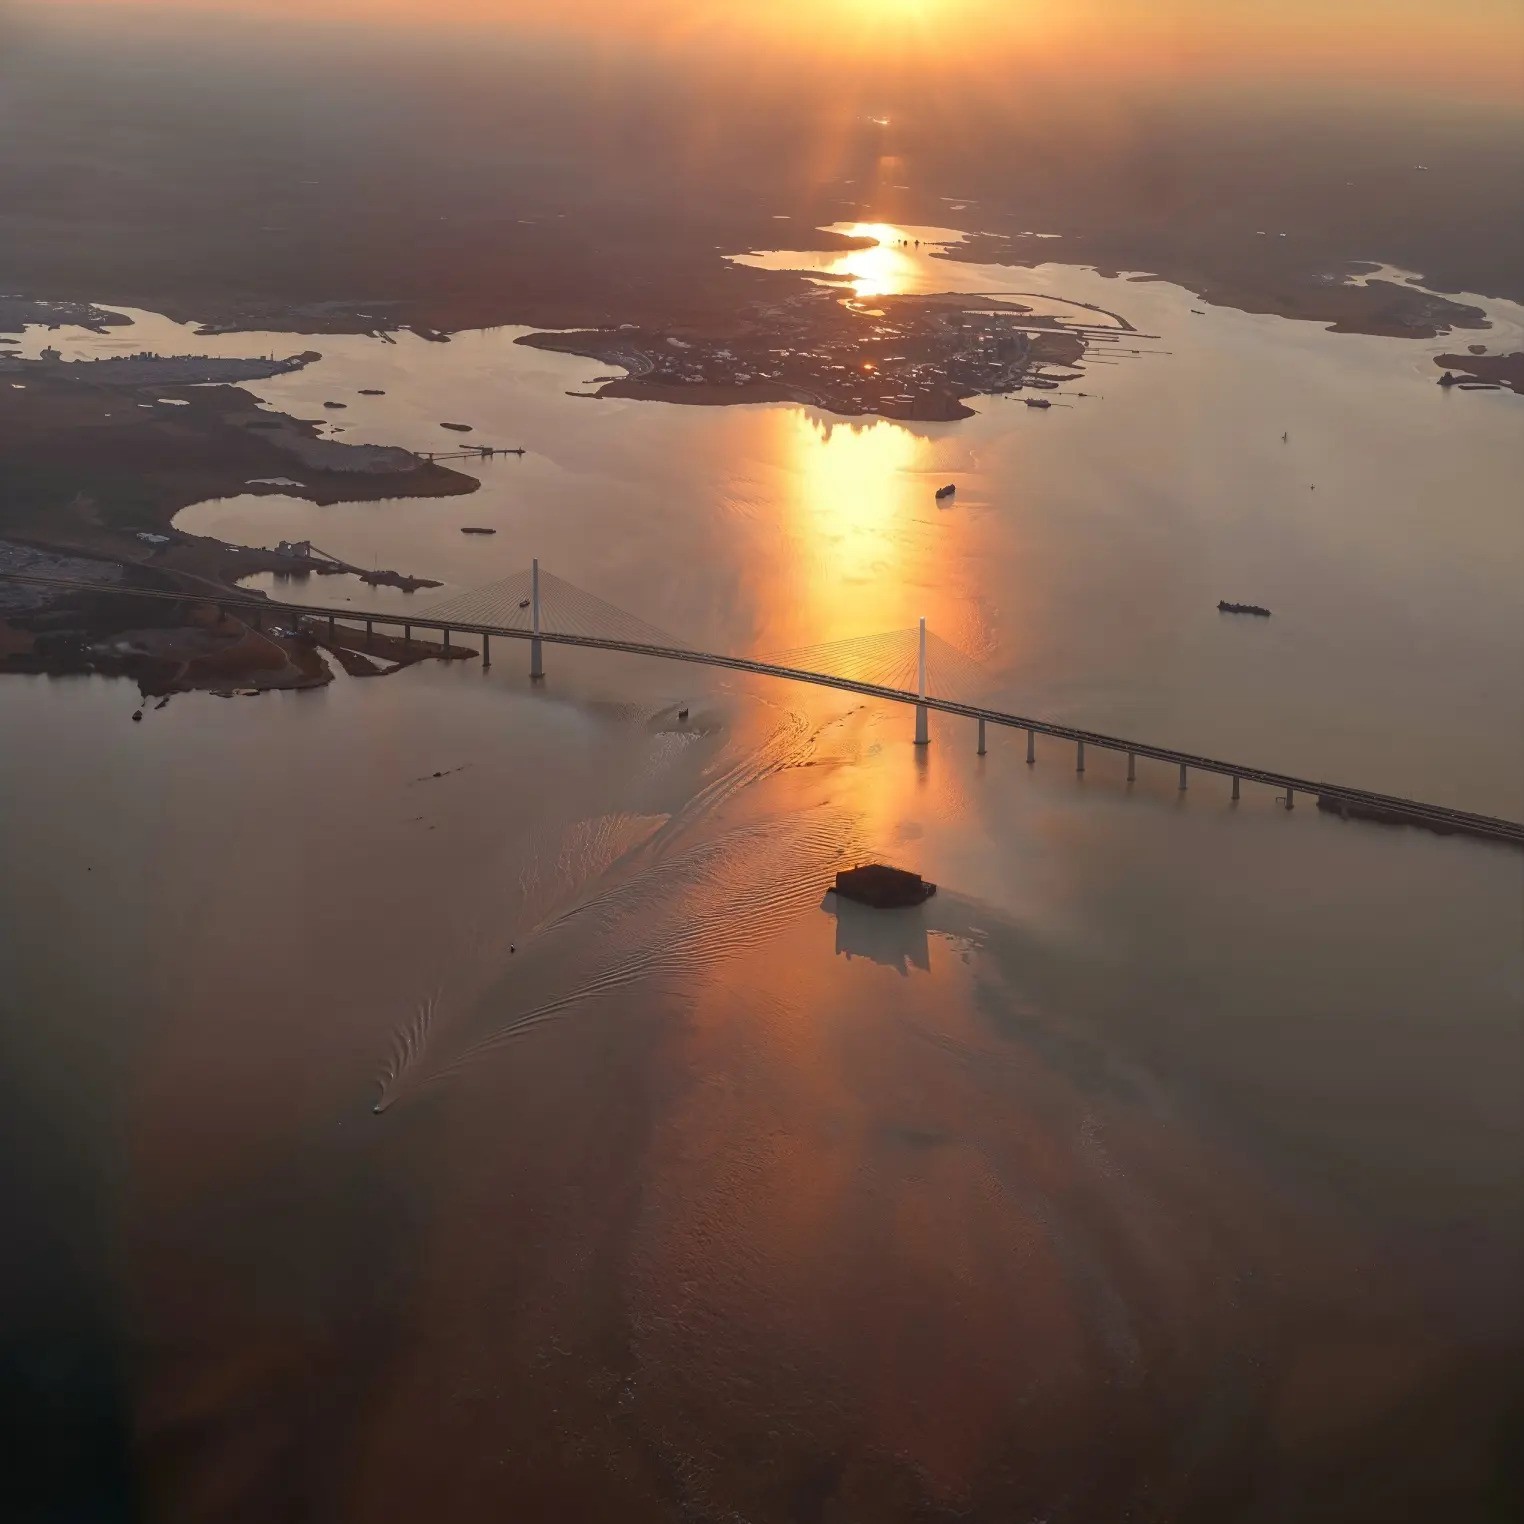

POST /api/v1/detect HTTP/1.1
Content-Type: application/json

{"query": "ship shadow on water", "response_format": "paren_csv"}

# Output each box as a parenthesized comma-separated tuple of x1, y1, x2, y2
(820, 890, 985, 976)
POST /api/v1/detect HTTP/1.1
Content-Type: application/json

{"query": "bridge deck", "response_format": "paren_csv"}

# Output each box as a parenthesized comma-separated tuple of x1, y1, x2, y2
(5, 569, 1520, 846)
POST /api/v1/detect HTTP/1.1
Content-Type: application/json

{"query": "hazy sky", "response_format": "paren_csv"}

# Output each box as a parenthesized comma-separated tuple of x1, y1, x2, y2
(27, 0, 1524, 100)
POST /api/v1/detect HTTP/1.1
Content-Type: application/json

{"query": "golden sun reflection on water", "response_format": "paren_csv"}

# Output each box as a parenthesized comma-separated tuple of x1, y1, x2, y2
(821, 223, 924, 299)
(771, 409, 959, 650)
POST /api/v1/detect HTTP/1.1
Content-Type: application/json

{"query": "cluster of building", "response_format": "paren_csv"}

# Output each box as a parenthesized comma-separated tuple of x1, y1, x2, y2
(608, 293, 1063, 419)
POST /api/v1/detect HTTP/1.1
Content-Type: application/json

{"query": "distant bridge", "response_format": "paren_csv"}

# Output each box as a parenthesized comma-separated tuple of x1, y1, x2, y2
(4, 562, 1520, 848)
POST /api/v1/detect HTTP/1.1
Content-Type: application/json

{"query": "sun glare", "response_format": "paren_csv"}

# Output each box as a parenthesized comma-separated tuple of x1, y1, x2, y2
(779, 411, 930, 646)
(827, 225, 923, 300)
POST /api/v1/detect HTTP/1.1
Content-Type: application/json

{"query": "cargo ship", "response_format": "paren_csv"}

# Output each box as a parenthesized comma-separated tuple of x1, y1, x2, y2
(831, 864, 937, 908)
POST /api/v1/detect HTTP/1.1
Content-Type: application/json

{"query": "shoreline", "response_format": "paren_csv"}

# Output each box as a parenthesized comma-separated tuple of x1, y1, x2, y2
(520, 287, 1091, 423)
(4, 225, 1501, 350)
(0, 374, 477, 582)
(1434, 350, 1524, 393)
(0, 372, 477, 695)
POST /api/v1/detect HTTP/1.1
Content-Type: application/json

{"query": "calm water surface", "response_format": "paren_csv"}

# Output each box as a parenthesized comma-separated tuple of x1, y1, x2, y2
(2, 234, 1521, 1520)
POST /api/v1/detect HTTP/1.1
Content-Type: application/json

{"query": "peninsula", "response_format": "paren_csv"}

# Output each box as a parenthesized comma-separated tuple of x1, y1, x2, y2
(0, 362, 478, 694)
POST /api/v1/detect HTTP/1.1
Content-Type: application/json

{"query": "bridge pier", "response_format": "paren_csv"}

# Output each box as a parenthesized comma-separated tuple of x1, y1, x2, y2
(1284, 788, 1295, 811)
(1231, 775, 1241, 802)
(976, 717, 986, 756)
(364, 618, 373, 649)
(481, 633, 490, 667)
(1026, 729, 1035, 764)
(403, 622, 411, 643)
(327, 613, 335, 639)
(1126, 752, 1136, 783)
(1076, 740, 1085, 773)
(443, 628, 451, 655)
(1179, 763, 1188, 791)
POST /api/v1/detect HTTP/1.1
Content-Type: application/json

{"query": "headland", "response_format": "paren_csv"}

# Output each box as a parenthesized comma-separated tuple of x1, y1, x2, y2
(0, 359, 478, 695)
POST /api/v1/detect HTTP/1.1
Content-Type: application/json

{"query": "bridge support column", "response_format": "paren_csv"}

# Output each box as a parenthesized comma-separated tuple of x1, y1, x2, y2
(403, 623, 411, 643)
(443, 628, 451, 654)
(327, 613, 335, 639)
(913, 617, 929, 747)
(976, 718, 986, 756)
(1126, 752, 1136, 782)
(481, 633, 490, 667)
(1231, 775, 1241, 801)
(530, 558, 545, 681)
(1026, 729, 1035, 764)
(364, 618, 373, 649)
(1284, 789, 1295, 811)
(1179, 763, 1188, 791)
(1076, 740, 1085, 773)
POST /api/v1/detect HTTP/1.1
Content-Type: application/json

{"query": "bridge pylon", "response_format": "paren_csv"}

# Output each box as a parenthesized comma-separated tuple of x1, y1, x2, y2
(914, 616, 930, 746)
(529, 558, 544, 681)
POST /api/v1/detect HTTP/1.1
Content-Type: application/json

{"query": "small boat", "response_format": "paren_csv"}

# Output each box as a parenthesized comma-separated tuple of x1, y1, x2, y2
(832, 864, 936, 909)
(518, 598, 531, 609)
(1025, 397, 1052, 409)
(935, 483, 956, 499)
(1218, 600, 1271, 617)
(459, 526, 496, 535)
(677, 707, 689, 720)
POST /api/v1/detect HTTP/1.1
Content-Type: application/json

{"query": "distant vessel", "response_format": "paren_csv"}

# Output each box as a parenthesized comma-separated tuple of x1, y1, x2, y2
(1024, 397, 1052, 409)
(460, 526, 496, 535)
(832, 864, 936, 909)
(1218, 600, 1271, 617)
(935, 483, 956, 499)
(518, 598, 531, 609)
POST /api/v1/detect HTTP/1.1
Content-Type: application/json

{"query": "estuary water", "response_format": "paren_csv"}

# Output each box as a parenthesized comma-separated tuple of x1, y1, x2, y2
(1, 235, 1521, 1520)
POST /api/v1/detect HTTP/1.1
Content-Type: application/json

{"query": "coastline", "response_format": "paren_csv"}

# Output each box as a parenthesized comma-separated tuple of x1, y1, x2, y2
(5, 218, 1501, 351)
(0, 373, 479, 694)
(0, 374, 477, 573)
(1434, 350, 1524, 393)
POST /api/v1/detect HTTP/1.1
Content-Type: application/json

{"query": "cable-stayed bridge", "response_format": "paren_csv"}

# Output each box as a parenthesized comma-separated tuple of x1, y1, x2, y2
(3, 562, 1520, 847)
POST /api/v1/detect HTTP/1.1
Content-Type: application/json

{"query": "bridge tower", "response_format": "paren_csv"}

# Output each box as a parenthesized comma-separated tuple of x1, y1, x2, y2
(530, 558, 544, 681)
(914, 617, 930, 747)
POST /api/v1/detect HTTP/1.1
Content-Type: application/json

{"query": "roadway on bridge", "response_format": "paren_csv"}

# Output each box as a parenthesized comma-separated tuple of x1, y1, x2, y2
(3, 566, 1520, 848)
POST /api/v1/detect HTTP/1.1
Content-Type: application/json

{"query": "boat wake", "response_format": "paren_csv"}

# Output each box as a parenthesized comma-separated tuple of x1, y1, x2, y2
(408, 805, 855, 1096)
(372, 707, 838, 1111)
